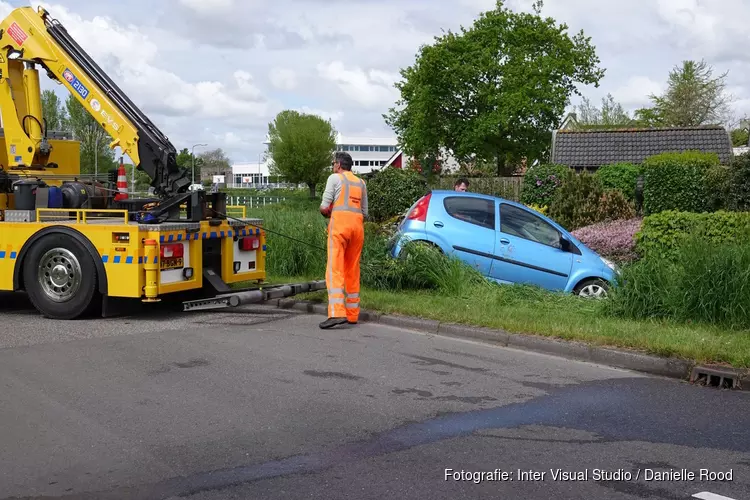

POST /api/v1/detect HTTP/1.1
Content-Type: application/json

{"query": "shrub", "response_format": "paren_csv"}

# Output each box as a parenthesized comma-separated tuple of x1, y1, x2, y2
(634, 210, 750, 260)
(727, 152, 750, 211)
(571, 217, 642, 264)
(597, 189, 636, 222)
(594, 162, 642, 201)
(520, 163, 569, 207)
(366, 167, 428, 223)
(642, 151, 719, 215)
(525, 204, 548, 216)
(548, 170, 604, 230)
(605, 237, 750, 328)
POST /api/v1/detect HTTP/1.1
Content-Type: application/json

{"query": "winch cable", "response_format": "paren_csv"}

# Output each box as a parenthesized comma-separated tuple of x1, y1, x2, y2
(209, 208, 328, 253)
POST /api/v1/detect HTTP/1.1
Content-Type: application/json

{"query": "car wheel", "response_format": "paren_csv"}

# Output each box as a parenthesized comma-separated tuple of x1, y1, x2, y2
(23, 233, 99, 319)
(574, 278, 609, 299)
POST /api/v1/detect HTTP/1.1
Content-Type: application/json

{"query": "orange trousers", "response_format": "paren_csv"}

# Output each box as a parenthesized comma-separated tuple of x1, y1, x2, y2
(325, 214, 364, 322)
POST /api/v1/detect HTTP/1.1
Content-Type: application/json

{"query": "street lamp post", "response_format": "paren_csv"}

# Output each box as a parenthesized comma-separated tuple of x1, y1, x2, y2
(191, 143, 207, 185)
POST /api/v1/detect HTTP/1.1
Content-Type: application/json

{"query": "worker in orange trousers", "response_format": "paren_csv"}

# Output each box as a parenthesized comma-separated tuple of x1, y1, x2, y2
(319, 152, 368, 329)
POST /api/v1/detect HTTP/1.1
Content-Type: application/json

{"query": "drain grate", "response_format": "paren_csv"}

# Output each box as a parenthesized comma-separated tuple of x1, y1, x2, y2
(690, 366, 742, 390)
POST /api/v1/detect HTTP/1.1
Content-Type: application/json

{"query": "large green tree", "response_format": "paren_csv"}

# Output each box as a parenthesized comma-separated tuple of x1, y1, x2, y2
(176, 147, 204, 176)
(41, 89, 70, 132)
(731, 121, 749, 147)
(266, 110, 337, 197)
(634, 60, 733, 127)
(384, 0, 604, 175)
(573, 93, 631, 126)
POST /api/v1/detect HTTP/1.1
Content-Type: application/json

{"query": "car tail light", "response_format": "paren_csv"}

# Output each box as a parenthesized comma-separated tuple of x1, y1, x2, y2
(239, 237, 260, 251)
(407, 193, 431, 222)
(160, 243, 184, 258)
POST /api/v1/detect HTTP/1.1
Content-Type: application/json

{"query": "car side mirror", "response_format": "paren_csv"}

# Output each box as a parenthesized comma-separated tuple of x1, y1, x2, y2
(559, 234, 572, 252)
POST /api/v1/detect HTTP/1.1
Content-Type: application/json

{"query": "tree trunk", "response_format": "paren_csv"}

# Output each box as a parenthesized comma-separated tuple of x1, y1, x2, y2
(308, 183, 316, 199)
(496, 155, 505, 176)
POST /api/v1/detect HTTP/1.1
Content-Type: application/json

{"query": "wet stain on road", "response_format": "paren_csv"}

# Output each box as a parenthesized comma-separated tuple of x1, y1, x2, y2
(8, 377, 750, 500)
(173, 358, 210, 369)
(392, 388, 433, 398)
(404, 354, 489, 373)
(148, 358, 210, 375)
(433, 395, 498, 404)
(303, 370, 363, 381)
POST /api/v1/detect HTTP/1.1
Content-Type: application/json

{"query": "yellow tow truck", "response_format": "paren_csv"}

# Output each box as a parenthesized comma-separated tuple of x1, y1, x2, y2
(0, 6, 324, 319)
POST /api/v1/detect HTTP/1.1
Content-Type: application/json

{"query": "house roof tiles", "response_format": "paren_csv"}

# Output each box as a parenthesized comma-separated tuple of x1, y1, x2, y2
(551, 126, 734, 168)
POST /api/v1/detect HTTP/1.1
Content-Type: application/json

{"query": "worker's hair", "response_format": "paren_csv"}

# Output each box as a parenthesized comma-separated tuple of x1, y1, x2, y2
(335, 152, 353, 171)
(455, 177, 470, 188)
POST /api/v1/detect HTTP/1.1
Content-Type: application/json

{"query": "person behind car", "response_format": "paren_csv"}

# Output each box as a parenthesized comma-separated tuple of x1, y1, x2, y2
(454, 178, 469, 192)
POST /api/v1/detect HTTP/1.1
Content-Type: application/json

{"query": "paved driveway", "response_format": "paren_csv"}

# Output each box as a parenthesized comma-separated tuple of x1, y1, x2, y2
(0, 293, 747, 500)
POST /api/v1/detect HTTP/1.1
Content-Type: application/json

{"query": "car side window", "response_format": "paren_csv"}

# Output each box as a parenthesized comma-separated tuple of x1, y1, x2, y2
(500, 204, 561, 248)
(443, 197, 495, 230)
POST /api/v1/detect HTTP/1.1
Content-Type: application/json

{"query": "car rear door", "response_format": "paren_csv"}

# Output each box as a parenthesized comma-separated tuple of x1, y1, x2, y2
(489, 203, 573, 290)
(430, 195, 496, 276)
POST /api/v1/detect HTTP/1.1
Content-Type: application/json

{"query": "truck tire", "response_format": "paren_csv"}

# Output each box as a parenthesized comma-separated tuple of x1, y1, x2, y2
(23, 233, 98, 319)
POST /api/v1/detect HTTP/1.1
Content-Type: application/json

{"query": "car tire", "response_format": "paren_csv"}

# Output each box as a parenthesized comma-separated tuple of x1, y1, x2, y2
(573, 278, 609, 299)
(23, 233, 99, 319)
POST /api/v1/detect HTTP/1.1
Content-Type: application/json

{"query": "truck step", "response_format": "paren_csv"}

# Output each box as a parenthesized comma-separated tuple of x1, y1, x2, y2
(183, 280, 326, 312)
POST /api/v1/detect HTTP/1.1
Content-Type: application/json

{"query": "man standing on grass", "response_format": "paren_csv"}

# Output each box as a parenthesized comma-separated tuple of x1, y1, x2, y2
(319, 152, 368, 329)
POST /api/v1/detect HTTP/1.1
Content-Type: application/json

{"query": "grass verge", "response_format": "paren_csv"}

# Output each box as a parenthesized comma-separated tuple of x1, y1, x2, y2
(268, 276, 750, 369)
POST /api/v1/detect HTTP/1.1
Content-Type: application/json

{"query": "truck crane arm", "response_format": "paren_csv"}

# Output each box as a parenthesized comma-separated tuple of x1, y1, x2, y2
(0, 6, 190, 198)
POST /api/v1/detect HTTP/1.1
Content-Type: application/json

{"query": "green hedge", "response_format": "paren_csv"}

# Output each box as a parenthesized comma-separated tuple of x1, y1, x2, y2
(728, 152, 750, 211)
(520, 163, 569, 207)
(594, 162, 642, 201)
(366, 167, 428, 222)
(642, 151, 719, 215)
(635, 210, 750, 259)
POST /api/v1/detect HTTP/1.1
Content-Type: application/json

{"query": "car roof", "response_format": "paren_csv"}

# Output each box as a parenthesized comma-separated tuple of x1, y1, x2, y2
(428, 189, 528, 210)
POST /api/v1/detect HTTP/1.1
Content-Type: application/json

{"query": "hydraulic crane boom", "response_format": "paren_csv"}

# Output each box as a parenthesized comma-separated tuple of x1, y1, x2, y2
(0, 6, 190, 197)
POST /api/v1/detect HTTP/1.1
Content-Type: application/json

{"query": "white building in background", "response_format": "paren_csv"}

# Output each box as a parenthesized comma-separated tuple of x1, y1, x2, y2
(230, 162, 274, 189)
(229, 133, 400, 188)
(334, 134, 399, 174)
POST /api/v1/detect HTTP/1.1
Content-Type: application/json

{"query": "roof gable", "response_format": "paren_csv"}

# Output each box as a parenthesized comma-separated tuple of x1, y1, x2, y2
(551, 126, 733, 168)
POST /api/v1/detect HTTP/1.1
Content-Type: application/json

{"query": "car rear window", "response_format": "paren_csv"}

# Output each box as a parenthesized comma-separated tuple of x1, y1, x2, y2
(443, 197, 495, 230)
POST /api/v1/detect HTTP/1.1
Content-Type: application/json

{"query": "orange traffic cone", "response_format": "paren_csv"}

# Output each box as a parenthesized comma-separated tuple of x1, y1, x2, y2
(114, 159, 128, 201)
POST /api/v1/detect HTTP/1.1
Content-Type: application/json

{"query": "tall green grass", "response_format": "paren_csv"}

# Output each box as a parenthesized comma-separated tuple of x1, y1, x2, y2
(605, 237, 750, 329)
(248, 201, 496, 296)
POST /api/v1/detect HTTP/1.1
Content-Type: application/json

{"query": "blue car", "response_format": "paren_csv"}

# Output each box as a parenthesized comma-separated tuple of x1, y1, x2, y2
(389, 190, 617, 298)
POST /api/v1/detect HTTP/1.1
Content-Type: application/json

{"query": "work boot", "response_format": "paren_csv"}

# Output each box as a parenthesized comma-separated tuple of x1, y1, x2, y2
(319, 317, 348, 329)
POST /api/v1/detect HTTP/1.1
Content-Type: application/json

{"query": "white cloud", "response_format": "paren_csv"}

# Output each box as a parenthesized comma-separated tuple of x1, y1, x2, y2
(296, 106, 344, 123)
(611, 77, 664, 108)
(178, 0, 235, 15)
(31, 2, 271, 125)
(316, 61, 399, 110)
(269, 68, 298, 90)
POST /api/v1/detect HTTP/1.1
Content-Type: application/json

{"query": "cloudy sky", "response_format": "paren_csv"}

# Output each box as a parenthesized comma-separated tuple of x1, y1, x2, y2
(2, 0, 749, 164)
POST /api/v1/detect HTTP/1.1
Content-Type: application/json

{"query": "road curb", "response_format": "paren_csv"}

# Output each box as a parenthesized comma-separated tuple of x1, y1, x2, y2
(272, 299, 748, 386)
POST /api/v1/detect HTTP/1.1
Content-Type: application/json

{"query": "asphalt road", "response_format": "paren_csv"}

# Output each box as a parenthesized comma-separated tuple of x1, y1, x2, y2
(0, 292, 748, 500)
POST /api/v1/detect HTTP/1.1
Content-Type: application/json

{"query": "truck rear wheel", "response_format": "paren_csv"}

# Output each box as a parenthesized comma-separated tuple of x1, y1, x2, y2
(23, 233, 98, 319)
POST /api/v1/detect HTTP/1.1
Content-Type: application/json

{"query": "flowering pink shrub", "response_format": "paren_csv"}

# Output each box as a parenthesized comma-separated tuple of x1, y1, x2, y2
(571, 217, 643, 264)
